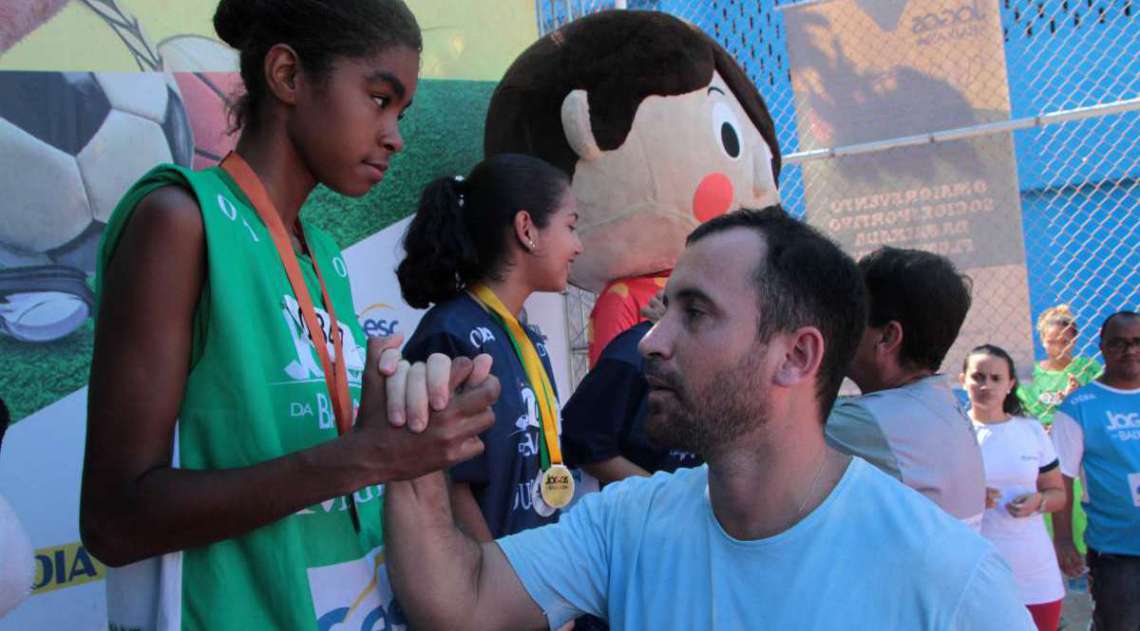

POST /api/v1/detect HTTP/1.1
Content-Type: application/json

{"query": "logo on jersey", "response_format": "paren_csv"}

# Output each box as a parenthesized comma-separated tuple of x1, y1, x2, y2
(298, 484, 383, 516)
(669, 449, 700, 464)
(513, 386, 541, 457)
(1106, 411, 1140, 430)
(1039, 391, 1064, 406)
(1106, 410, 1140, 441)
(469, 326, 496, 348)
(216, 194, 261, 243)
(1069, 392, 1096, 405)
(281, 294, 365, 385)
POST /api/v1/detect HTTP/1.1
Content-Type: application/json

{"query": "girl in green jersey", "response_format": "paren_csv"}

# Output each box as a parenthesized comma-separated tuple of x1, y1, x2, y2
(81, 2, 495, 629)
(1017, 304, 1103, 425)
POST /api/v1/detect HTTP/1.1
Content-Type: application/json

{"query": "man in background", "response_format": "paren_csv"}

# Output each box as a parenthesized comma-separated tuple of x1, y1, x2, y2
(1052, 311, 1140, 631)
(825, 247, 987, 530)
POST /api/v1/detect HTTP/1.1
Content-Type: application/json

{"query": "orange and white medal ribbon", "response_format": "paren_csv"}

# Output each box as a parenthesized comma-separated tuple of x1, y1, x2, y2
(220, 152, 361, 531)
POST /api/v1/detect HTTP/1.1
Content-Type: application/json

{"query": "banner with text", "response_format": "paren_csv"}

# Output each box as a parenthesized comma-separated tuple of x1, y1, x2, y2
(784, 0, 1034, 373)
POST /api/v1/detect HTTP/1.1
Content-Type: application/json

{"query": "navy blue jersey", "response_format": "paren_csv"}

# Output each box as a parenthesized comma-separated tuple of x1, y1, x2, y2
(404, 293, 560, 537)
(562, 321, 701, 476)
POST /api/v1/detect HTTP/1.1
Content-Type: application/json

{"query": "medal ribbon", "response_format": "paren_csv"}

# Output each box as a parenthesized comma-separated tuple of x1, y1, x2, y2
(220, 152, 360, 530)
(469, 284, 562, 471)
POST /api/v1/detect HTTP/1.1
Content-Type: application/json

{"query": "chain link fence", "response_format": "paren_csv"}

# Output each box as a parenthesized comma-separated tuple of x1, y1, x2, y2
(537, 0, 1138, 387)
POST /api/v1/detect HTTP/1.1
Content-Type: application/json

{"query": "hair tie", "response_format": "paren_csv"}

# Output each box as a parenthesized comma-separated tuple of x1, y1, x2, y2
(453, 175, 466, 208)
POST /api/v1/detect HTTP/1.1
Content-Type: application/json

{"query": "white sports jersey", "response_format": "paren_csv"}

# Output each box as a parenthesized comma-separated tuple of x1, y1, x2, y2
(973, 416, 1064, 604)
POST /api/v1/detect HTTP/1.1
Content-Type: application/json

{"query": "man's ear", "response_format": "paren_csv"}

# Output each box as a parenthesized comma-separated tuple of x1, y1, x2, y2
(561, 89, 602, 162)
(773, 327, 825, 388)
(879, 321, 905, 357)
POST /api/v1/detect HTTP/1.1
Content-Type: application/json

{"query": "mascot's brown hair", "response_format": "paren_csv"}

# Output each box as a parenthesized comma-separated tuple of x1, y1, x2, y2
(485, 10, 782, 364)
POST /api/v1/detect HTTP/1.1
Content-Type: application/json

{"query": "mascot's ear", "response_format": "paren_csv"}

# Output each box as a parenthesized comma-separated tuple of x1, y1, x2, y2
(561, 89, 603, 162)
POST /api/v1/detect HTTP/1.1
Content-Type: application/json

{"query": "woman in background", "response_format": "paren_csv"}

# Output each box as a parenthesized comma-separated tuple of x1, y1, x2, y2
(1018, 304, 1102, 426)
(398, 153, 582, 542)
(962, 344, 1066, 631)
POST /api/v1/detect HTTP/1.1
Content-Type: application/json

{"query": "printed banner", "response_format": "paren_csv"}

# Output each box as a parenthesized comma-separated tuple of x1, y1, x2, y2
(0, 2, 544, 629)
(784, 0, 1034, 373)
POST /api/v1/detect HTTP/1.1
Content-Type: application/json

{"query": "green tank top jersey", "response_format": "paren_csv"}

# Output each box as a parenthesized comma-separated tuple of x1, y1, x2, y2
(1016, 357, 1103, 425)
(95, 164, 395, 631)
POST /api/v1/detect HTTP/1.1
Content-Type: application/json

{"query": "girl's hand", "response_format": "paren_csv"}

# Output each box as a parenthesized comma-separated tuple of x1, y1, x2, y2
(1054, 539, 1086, 577)
(985, 487, 1001, 510)
(368, 334, 491, 433)
(1005, 492, 1040, 518)
(353, 344, 499, 484)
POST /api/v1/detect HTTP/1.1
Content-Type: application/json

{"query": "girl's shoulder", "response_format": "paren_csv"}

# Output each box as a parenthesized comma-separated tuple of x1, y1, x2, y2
(406, 294, 503, 358)
(1070, 356, 1103, 378)
(416, 294, 491, 334)
(1010, 415, 1049, 438)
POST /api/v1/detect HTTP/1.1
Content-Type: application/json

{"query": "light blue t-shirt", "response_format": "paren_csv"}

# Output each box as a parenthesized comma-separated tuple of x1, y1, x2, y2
(1053, 382, 1140, 556)
(497, 458, 1032, 630)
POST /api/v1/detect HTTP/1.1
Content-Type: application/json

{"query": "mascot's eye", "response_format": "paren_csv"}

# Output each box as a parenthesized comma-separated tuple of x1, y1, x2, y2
(711, 101, 742, 159)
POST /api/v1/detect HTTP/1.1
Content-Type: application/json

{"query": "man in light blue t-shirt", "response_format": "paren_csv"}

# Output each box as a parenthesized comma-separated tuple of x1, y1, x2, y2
(1052, 311, 1140, 631)
(384, 208, 1032, 630)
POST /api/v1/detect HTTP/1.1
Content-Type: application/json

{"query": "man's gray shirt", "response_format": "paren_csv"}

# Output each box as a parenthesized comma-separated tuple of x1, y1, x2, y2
(826, 375, 986, 530)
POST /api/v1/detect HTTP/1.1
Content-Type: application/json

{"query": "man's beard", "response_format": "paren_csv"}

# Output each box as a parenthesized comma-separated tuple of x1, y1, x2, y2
(643, 342, 767, 457)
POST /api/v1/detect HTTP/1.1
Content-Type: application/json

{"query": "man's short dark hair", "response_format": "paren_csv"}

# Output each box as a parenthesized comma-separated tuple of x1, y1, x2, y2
(687, 207, 867, 416)
(859, 247, 972, 371)
(1101, 310, 1140, 339)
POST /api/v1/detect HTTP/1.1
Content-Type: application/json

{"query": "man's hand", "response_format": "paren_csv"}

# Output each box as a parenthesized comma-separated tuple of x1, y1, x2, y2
(349, 338, 500, 484)
(362, 334, 449, 432)
(1054, 538, 1086, 577)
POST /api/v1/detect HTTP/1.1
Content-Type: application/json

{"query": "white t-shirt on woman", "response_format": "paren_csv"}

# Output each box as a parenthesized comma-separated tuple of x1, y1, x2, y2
(972, 416, 1065, 605)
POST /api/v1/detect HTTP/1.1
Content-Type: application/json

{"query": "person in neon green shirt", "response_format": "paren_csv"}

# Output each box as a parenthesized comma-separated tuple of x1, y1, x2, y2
(1017, 305, 1103, 426)
(1017, 304, 1101, 559)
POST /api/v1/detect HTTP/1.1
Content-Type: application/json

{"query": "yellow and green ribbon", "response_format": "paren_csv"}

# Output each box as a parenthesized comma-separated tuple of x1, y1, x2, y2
(470, 284, 562, 471)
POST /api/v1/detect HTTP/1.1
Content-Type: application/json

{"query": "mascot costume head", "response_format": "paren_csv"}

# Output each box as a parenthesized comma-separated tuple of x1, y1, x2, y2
(485, 10, 781, 364)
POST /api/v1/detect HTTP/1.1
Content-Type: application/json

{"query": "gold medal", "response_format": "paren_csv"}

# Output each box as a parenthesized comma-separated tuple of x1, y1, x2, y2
(530, 476, 557, 517)
(540, 464, 575, 508)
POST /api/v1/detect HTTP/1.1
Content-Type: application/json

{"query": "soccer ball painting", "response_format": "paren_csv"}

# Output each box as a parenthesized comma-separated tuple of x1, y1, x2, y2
(0, 71, 193, 342)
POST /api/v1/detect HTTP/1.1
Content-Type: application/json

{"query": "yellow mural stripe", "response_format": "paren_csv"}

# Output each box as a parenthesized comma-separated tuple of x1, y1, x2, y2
(0, 0, 537, 80)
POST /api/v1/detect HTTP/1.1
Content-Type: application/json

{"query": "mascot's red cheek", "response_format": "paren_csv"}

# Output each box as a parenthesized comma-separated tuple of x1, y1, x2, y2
(692, 172, 735, 222)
